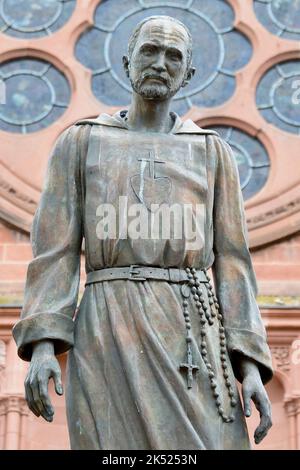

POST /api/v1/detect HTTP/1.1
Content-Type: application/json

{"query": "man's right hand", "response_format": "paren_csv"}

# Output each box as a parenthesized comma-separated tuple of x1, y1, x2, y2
(24, 340, 63, 422)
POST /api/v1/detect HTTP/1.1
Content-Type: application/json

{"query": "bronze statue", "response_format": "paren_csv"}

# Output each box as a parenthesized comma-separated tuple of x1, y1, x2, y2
(13, 16, 273, 450)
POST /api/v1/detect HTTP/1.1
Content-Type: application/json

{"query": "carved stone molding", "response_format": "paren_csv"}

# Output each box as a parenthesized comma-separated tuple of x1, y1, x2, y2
(0, 395, 27, 415)
(270, 346, 290, 373)
(285, 397, 300, 416)
(0, 176, 36, 214)
(247, 198, 300, 230)
(0, 340, 5, 371)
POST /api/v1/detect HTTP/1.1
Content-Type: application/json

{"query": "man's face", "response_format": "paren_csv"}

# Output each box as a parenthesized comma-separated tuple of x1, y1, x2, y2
(127, 19, 191, 101)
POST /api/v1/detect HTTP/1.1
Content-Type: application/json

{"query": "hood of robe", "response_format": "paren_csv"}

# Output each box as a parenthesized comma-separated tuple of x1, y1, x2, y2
(75, 109, 218, 136)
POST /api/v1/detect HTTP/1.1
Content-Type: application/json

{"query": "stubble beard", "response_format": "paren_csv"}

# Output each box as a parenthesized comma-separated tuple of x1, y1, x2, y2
(130, 76, 177, 101)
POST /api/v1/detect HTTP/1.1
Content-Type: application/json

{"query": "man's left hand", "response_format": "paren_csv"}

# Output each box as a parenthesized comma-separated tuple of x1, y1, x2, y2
(240, 358, 272, 444)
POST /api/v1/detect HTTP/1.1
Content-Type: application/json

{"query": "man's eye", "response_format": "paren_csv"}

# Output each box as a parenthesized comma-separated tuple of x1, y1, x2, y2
(168, 53, 182, 62)
(142, 46, 156, 55)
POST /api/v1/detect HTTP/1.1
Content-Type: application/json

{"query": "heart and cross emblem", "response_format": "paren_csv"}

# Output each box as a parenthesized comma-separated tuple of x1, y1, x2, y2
(130, 150, 172, 212)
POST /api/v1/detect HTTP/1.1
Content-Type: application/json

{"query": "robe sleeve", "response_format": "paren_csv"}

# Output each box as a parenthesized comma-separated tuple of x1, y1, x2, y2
(210, 134, 273, 384)
(12, 124, 91, 361)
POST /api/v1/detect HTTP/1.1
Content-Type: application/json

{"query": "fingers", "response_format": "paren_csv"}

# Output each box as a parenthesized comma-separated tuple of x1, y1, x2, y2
(24, 363, 62, 422)
(27, 373, 53, 422)
(25, 377, 41, 418)
(52, 369, 64, 396)
(254, 396, 272, 444)
(38, 377, 54, 421)
(242, 385, 252, 417)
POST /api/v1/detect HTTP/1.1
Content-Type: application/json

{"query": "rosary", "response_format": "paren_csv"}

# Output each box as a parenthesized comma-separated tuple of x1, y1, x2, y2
(179, 267, 237, 423)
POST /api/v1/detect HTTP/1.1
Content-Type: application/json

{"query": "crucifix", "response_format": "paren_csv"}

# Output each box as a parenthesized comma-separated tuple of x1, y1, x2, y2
(179, 341, 199, 389)
(130, 150, 172, 211)
(137, 150, 166, 179)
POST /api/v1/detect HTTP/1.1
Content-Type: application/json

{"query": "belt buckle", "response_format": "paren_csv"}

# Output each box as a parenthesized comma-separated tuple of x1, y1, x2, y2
(128, 265, 146, 281)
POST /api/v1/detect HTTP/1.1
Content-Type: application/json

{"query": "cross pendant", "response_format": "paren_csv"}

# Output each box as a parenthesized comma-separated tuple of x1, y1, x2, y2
(179, 342, 199, 389)
(138, 150, 165, 179)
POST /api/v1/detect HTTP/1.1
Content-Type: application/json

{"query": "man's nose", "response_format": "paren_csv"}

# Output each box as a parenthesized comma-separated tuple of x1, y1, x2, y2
(151, 54, 167, 73)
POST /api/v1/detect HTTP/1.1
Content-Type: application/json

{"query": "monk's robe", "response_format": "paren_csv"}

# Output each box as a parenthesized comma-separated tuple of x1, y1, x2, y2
(13, 111, 273, 450)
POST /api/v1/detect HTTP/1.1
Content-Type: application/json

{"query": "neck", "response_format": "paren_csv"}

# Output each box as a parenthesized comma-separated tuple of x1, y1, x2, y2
(126, 92, 173, 133)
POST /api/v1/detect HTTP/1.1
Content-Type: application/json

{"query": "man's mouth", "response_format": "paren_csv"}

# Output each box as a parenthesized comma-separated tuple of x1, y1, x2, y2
(142, 74, 170, 87)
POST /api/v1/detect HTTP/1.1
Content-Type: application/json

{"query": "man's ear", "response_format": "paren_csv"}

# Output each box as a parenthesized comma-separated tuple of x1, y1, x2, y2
(182, 66, 196, 88)
(123, 55, 130, 77)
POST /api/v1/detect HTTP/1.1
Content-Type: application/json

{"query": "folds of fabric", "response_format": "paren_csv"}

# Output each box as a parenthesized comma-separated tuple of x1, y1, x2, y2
(13, 125, 91, 360)
(209, 135, 272, 384)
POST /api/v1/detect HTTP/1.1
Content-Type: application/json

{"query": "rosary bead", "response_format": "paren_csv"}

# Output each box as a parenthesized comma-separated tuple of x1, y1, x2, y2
(196, 301, 202, 308)
(195, 280, 200, 287)
(210, 380, 217, 389)
(182, 300, 188, 307)
(208, 370, 214, 378)
(223, 371, 229, 379)
(209, 298, 214, 305)
(215, 398, 221, 406)
(222, 363, 228, 370)
(193, 294, 199, 301)
(206, 363, 212, 370)
(186, 324, 191, 330)
(220, 353, 227, 361)
(208, 318, 214, 326)
(225, 379, 231, 387)
(185, 267, 191, 273)
(220, 345, 227, 353)
(201, 330, 206, 337)
(203, 304, 208, 311)
(219, 332, 226, 340)
(191, 286, 197, 294)
(228, 389, 235, 398)
(186, 336, 192, 343)
(219, 326, 225, 333)
(213, 391, 219, 398)
(231, 398, 237, 407)
(218, 407, 224, 415)
(200, 319, 206, 326)
(201, 349, 207, 356)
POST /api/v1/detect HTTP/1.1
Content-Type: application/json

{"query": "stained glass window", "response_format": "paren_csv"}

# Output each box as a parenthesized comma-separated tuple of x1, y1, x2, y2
(207, 125, 271, 200)
(0, 0, 76, 39)
(256, 59, 300, 135)
(0, 58, 71, 133)
(75, 0, 252, 114)
(254, 0, 300, 41)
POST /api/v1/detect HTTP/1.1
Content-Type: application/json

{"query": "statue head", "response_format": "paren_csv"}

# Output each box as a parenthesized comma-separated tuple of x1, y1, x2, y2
(123, 15, 195, 101)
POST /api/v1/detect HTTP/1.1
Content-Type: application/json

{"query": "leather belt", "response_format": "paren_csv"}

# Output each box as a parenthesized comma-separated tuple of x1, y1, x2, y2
(85, 265, 209, 286)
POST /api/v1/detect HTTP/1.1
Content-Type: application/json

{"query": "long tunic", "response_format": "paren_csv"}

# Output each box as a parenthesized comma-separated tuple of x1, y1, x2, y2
(13, 111, 273, 450)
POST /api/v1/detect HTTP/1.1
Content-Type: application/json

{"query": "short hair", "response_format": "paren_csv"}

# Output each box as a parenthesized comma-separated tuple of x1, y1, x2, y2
(127, 15, 193, 67)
